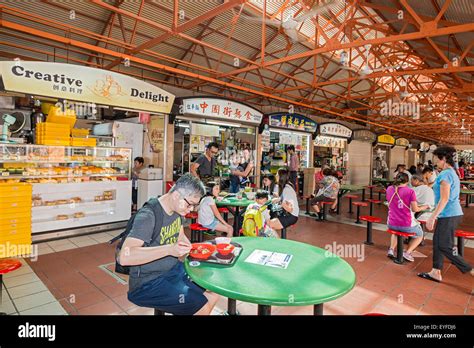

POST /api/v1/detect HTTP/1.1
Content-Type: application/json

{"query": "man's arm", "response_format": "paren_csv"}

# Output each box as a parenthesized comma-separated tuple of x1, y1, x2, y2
(119, 237, 174, 266)
(190, 162, 200, 178)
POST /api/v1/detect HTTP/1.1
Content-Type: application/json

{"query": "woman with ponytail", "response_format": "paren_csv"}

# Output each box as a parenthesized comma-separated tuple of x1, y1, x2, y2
(418, 146, 473, 286)
(386, 173, 429, 261)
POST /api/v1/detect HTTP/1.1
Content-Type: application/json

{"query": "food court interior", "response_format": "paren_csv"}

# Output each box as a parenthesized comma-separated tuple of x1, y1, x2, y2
(0, 0, 473, 318)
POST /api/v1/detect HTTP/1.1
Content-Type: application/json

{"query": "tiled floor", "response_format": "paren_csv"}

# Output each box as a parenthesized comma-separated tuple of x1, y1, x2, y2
(1, 195, 473, 315)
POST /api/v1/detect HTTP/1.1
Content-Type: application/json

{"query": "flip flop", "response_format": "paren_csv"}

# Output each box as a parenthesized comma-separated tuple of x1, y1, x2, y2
(417, 272, 441, 283)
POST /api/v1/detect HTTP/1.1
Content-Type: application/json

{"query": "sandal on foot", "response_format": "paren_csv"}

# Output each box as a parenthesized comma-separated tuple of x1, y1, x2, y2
(417, 272, 441, 283)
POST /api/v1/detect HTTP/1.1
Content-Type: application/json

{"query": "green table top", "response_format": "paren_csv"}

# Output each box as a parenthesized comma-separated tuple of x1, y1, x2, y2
(216, 197, 255, 207)
(461, 181, 474, 184)
(461, 189, 474, 194)
(184, 237, 356, 306)
(373, 178, 393, 182)
(340, 184, 364, 191)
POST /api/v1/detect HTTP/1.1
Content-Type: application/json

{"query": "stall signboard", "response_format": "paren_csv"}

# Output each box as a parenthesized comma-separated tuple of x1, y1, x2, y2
(377, 134, 395, 145)
(261, 130, 271, 152)
(181, 97, 263, 125)
(314, 135, 346, 148)
(0, 61, 175, 113)
(395, 138, 410, 147)
(319, 123, 352, 138)
(351, 129, 377, 143)
(268, 113, 317, 133)
(420, 142, 430, 152)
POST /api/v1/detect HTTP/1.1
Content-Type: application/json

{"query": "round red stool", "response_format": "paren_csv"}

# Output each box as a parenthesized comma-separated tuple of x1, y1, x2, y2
(185, 211, 198, 224)
(455, 230, 474, 257)
(375, 188, 386, 201)
(320, 201, 334, 221)
(352, 201, 368, 224)
(189, 223, 209, 243)
(360, 215, 382, 245)
(365, 185, 376, 199)
(366, 198, 382, 215)
(218, 207, 229, 222)
(0, 259, 22, 315)
(345, 194, 359, 214)
(387, 229, 416, 264)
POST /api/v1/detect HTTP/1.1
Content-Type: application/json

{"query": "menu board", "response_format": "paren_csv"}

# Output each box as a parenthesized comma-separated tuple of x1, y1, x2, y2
(261, 130, 271, 152)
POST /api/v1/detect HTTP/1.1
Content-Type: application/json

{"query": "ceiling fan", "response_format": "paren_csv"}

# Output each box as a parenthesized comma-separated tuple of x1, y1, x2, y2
(340, 44, 405, 77)
(241, 0, 338, 44)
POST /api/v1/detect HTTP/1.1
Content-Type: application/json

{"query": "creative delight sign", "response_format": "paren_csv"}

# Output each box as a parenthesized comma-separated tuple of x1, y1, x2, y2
(377, 134, 395, 145)
(268, 113, 317, 133)
(180, 97, 263, 125)
(319, 123, 352, 138)
(0, 61, 175, 113)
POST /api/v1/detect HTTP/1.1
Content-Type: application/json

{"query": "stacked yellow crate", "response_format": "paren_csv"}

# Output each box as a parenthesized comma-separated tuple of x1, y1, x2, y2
(70, 137, 97, 147)
(0, 183, 33, 258)
(36, 122, 70, 146)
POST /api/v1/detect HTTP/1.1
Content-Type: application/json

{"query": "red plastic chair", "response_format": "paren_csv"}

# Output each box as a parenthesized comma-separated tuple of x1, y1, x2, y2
(387, 229, 416, 265)
(360, 215, 382, 245)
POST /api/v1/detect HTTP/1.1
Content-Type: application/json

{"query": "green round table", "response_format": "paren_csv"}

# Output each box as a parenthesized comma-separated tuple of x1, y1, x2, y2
(185, 237, 356, 315)
(216, 197, 254, 236)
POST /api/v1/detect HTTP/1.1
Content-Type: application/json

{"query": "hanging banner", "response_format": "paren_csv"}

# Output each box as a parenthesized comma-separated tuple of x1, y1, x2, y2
(377, 134, 395, 145)
(314, 135, 346, 148)
(319, 122, 352, 138)
(267, 113, 317, 133)
(351, 129, 377, 143)
(0, 61, 175, 113)
(395, 138, 410, 147)
(180, 97, 263, 125)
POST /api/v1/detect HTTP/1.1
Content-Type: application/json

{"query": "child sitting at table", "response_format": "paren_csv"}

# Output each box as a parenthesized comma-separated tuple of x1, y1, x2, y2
(243, 190, 279, 238)
(198, 183, 233, 236)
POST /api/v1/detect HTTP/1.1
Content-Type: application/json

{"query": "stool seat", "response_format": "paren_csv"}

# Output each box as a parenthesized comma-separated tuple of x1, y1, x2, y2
(366, 199, 381, 204)
(360, 215, 382, 223)
(455, 230, 474, 238)
(365, 185, 376, 189)
(185, 212, 198, 220)
(0, 259, 22, 275)
(375, 189, 386, 193)
(321, 201, 333, 205)
(352, 202, 368, 207)
(189, 223, 209, 231)
(387, 229, 416, 237)
(218, 207, 229, 213)
(345, 194, 359, 199)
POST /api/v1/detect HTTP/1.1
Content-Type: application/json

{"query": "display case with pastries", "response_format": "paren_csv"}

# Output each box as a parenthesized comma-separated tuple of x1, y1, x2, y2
(1, 144, 132, 234)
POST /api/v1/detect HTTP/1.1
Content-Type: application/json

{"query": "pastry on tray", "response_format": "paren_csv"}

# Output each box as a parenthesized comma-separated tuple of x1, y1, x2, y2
(73, 212, 85, 218)
(56, 215, 69, 220)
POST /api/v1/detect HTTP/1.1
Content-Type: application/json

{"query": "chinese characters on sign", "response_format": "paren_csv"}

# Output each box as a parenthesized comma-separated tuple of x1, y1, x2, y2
(314, 135, 346, 148)
(182, 98, 263, 125)
(352, 129, 377, 143)
(377, 134, 395, 145)
(319, 123, 352, 138)
(268, 113, 317, 133)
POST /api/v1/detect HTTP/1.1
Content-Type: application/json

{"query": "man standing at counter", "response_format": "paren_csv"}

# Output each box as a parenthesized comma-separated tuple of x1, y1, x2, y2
(190, 142, 219, 184)
(287, 145, 299, 189)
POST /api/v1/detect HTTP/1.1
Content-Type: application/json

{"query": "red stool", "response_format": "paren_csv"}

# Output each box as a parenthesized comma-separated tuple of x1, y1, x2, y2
(366, 199, 382, 215)
(365, 185, 376, 199)
(360, 216, 382, 245)
(387, 229, 416, 264)
(0, 259, 22, 314)
(185, 212, 198, 224)
(218, 207, 229, 222)
(190, 223, 209, 243)
(320, 201, 333, 221)
(455, 230, 474, 257)
(352, 202, 368, 224)
(375, 188, 386, 201)
(345, 194, 359, 214)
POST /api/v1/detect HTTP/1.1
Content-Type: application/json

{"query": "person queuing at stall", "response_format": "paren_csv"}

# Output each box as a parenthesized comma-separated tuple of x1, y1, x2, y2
(197, 183, 233, 236)
(287, 145, 300, 189)
(411, 174, 435, 220)
(261, 149, 274, 173)
(386, 173, 430, 262)
(132, 157, 144, 212)
(262, 174, 279, 198)
(267, 168, 299, 234)
(119, 173, 219, 315)
(422, 167, 437, 188)
(418, 146, 474, 285)
(190, 142, 219, 184)
(310, 168, 340, 219)
(229, 152, 254, 193)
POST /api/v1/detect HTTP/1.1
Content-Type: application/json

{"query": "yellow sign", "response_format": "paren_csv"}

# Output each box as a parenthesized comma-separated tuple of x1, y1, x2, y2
(395, 138, 410, 147)
(377, 134, 395, 145)
(0, 61, 175, 113)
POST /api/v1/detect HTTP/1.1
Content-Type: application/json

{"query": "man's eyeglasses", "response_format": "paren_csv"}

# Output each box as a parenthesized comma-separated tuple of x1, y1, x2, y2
(183, 197, 200, 209)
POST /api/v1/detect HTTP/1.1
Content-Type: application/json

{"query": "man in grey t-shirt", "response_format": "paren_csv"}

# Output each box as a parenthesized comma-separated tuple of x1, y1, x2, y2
(119, 173, 219, 315)
(190, 142, 219, 181)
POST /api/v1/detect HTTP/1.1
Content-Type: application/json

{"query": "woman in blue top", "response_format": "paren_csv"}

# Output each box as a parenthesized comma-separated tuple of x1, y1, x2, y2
(418, 146, 473, 286)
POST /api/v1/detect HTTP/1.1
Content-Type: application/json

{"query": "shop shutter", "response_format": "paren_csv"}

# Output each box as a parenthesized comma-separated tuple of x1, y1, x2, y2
(347, 140, 371, 185)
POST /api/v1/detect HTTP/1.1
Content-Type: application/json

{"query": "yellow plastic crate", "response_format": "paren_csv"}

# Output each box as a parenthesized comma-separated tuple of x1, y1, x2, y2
(0, 205, 32, 217)
(70, 137, 97, 147)
(0, 200, 31, 210)
(0, 227, 31, 242)
(36, 138, 70, 146)
(37, 122, 70, 131)
(0, 183, 32, 195)
(46, 106, 76, 129)
(0, 213, 32, 226)
(71, 128, 90, 137)
(0, 221, 30, 232)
